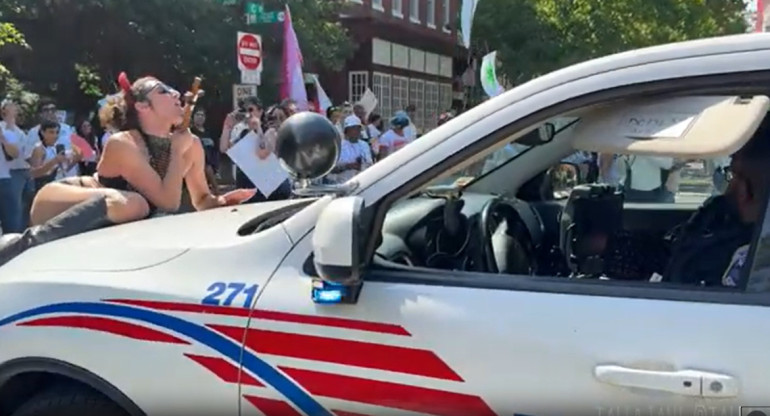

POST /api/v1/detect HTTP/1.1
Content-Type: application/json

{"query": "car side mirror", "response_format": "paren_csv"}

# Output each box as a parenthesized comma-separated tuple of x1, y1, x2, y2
(548, 163, 581, 200)
(312, 196, 365, 286)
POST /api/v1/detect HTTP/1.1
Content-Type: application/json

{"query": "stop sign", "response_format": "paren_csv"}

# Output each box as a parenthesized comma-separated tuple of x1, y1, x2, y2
(237, 32, 262, 72)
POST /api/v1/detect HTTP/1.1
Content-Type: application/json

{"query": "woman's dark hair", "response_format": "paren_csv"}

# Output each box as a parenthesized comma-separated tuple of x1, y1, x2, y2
(99, 76, 159, 132)
(326, 106, 339, 120)
(239, 96, 261, 111)
(38, 120, 60, 142)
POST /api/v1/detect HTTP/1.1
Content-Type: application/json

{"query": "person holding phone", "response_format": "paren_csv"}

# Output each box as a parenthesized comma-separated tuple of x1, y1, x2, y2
(29, 121, 69, 192)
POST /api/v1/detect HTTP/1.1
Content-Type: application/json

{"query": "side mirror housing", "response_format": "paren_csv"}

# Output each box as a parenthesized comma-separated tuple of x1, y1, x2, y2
(312, 196, 365, 286)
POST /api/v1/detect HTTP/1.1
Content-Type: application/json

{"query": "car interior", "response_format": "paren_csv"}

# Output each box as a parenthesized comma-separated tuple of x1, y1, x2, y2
(372, 94, 770, 284)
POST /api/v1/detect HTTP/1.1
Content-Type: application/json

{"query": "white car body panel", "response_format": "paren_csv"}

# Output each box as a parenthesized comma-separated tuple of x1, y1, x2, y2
(1, 33, 770, 415)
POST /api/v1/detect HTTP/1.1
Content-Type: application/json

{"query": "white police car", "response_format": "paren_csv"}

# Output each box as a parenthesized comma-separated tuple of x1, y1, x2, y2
(2, 33, 770, 416)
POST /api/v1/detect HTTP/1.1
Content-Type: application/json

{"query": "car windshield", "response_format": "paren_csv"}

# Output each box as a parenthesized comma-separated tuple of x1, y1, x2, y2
(428, 116, 580, 187)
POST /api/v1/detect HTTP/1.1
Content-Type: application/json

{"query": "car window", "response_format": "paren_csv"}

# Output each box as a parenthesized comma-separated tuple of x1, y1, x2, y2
(426, 117, 579, 187)
(548, 155, 727, 204)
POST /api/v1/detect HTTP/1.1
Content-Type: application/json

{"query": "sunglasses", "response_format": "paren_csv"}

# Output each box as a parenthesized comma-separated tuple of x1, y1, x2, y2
(135, 81, 178, 102)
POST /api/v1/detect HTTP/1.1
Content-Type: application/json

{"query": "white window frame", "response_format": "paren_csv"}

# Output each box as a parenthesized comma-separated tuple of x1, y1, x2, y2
(409, 0, 420, 23)
(348, 71, 369, 103)
(409, 78, 425, 132)
(391, 75, 409, 117)
(426, 0, 436, 28)
(424, 81, 440, 130)
(442, 0, 451, 33)
(372, 72, 393, 120)
(372, 0, 384, 11)
(439, 83, 453, 113)
(392, 0, 403, 17)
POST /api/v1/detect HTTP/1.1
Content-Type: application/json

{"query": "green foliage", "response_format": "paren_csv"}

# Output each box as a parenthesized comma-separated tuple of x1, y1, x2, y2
(75, 63, 103, 98)
(472, 0, 749, 85)
(0, 0, 353, 112)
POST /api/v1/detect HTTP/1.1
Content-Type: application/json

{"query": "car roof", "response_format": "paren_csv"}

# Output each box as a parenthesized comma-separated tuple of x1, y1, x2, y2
(354, 33, 770, 189)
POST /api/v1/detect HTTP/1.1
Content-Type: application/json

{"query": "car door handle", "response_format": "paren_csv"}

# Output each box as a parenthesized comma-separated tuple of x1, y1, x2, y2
(594, 365, 739, 398)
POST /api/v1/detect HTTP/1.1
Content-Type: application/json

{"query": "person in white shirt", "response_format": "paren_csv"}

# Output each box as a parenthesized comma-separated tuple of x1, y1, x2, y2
(395, 108, 418, 141)
(0, 99, 29, 233)
(219, 96, 263, 181)
(622, 155, 674, 202)
(0, 112, 20, 234)
(327, 115, 373, 184)
(377, 114, 413, 159)
(27, 100, 79, 178)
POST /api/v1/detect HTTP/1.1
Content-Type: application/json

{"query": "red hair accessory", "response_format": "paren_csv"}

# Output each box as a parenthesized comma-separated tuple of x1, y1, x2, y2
(117, 72, 132, 98)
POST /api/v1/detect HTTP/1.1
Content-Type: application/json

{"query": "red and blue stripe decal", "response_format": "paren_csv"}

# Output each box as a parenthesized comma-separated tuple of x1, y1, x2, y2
(0, 300, 497, 416)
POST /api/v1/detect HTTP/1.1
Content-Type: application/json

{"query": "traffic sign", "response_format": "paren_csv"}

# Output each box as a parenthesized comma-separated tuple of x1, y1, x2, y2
(245, 2, 285, 24)
(233, 84, 258, 111)
(237, 31, 262, 72)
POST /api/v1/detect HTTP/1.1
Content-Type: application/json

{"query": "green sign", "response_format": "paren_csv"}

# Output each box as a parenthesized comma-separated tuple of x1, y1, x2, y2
(245, 2, 285, 24)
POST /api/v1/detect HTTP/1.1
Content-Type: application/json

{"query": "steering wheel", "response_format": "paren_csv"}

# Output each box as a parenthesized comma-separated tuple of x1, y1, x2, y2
(478, 198, 536, 275)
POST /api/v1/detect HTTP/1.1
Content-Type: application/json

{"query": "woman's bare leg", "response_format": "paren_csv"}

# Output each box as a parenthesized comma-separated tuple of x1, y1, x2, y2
(30, 180, 149, 226)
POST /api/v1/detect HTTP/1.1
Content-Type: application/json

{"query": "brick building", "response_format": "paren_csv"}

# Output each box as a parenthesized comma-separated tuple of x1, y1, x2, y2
(317, 0, 463, 133)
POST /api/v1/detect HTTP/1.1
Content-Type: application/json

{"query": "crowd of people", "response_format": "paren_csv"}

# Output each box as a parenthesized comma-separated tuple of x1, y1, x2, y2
(0, 75, 456, 237)
(216, 97, 454, 202)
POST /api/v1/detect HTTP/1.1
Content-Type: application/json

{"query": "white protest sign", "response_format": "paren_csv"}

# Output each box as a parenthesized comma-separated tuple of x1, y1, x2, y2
(356, 88, 378, 118)
(226, 131, 289, 197)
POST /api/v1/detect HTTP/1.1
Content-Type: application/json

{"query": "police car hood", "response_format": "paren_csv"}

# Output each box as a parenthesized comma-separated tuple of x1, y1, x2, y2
(3, 200, 306, 273)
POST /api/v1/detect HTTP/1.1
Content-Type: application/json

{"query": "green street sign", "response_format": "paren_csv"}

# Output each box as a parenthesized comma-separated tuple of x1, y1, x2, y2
(245, 2, 285, 24)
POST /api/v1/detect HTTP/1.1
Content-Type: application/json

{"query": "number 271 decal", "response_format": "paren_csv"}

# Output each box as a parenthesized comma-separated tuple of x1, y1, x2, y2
(202, 282, 259, 308)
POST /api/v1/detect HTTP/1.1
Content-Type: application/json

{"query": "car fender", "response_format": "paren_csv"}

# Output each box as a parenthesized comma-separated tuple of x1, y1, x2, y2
(0, 356, 145, 416)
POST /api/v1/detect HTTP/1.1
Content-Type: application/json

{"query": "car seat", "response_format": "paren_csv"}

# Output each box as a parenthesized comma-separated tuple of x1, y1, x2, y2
(559, 184, 624, 277)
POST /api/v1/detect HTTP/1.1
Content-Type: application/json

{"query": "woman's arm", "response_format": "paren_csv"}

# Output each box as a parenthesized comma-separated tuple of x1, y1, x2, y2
(185, 138, 225, 211)
(100, 133, 191, 212)
(29, 147, 62, 178)
(0, 130, 19, 158)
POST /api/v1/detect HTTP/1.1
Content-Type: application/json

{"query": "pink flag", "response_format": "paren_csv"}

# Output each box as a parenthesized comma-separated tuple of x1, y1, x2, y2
(281, 5, 309, 110)
(758, 0, 765, 32)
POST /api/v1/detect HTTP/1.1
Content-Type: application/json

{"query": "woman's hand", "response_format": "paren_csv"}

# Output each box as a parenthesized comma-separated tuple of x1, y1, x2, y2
(220, 188, 257, 206)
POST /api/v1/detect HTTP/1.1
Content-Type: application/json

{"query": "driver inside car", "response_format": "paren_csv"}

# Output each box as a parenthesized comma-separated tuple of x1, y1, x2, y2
(658, 115, 770, 287)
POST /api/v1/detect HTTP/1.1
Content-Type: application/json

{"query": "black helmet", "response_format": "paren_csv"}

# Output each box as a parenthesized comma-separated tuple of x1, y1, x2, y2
(275, 112, 341, 181)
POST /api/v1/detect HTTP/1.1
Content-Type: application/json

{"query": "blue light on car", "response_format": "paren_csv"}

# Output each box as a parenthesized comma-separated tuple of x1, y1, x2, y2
(311, 280, 346, 303)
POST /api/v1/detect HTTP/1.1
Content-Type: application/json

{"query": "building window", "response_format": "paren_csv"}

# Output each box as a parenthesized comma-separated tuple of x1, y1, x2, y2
(348, 71, 369, 103)
(442, 0, 451, 32)
(439, 83, 453, 113)
(392, 0, 403, 17)
(427, 0, 436, 27)
(391, 76, 409, 118)
(372, 0, 384, 11)
(424, 81, 440, 129)
(409, 78, 425, 132)
(372, 72, 392, 120)
(410, 0, 420, 22)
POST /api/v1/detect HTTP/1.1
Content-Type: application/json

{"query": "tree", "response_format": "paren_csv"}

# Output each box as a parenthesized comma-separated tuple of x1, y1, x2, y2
(0, 16, 39, 124)
(472, 0, 748, 85)
(0, 0, 353, 116)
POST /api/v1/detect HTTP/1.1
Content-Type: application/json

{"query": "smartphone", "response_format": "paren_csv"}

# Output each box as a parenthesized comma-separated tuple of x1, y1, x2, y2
(55, 144, 65, 154)
(234, 111, 247, 123)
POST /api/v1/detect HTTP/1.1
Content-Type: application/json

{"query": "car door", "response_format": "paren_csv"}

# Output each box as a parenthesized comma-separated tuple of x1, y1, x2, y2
(249, 220, 770, 416)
